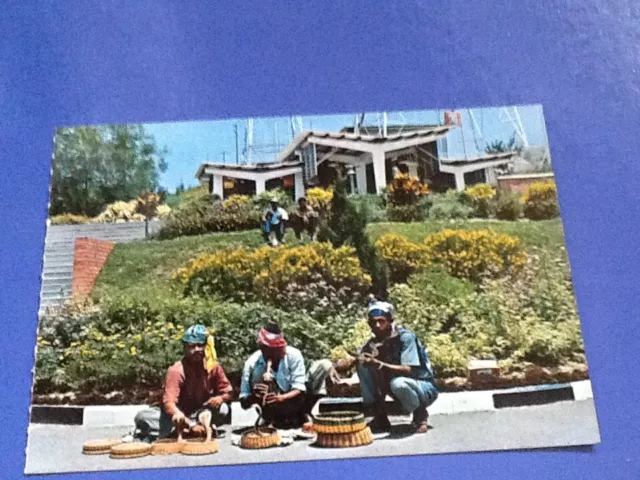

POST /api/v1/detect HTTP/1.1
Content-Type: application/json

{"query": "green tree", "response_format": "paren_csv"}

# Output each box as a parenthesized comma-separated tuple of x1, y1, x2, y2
(319, 175, 389, 298)
(50, 125, 167, 217)
(485, 132, 523, 155)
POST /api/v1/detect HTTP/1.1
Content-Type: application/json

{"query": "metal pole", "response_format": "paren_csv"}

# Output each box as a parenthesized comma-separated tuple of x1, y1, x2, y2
(234, 124, 239, 164)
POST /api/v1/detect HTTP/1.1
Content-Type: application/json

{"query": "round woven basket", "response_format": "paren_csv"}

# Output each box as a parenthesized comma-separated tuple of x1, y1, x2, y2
(151, 438, 185, 455)
(109, 442, 152, 459)
(315, 427, 374, 448)
(181, 439, 219, 456)
(82, 439, 122, 455)
(240, 427, 281, 449)
(312, 411, 367, 435)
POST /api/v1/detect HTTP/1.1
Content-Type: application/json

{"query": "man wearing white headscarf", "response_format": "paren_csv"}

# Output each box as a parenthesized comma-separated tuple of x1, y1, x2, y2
(340, 300, 438, 433)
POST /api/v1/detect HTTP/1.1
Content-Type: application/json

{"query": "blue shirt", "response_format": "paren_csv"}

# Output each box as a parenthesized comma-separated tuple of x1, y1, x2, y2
(239, 346, 307, 398)
(361, 326, 435, 382)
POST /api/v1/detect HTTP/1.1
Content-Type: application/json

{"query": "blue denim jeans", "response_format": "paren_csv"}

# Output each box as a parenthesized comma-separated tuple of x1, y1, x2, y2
(357, 363, 438, 414)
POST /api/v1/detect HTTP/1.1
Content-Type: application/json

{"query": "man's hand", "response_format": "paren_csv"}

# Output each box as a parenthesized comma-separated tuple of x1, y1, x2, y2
(171, 411, 186, 425)
(359, 353, 379, 366)
(203, 395, 224, 409)
(263, 393, 283, 405)
(253, 383, 269, 398)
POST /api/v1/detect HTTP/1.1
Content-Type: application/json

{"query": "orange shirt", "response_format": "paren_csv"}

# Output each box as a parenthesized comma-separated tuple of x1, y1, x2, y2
(162, 361, 232, 416)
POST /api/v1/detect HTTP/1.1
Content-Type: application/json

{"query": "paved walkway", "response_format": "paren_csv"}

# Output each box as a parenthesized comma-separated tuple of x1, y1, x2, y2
(25, 399, 600, 475)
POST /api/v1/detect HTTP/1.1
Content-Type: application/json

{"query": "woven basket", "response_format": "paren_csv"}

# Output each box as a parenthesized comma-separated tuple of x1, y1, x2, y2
(109, 442, 152, 459)
(151, 438, 185, 455)
(82, 439, 122, 455)
(240, 428, 281, 449)
(313, 411, 366, 435)
(181, 439, 219, 456)
(315, 427, 374, 448)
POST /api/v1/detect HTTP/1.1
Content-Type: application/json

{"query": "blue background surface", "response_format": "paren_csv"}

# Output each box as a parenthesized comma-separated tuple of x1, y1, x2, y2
(2, 1, 639, 478)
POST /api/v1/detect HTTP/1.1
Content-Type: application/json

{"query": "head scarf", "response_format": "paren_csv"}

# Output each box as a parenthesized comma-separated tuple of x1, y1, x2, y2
(257, 327, 287, 349)
(367, 300, 394, 321)
(183, 324, 218, 372)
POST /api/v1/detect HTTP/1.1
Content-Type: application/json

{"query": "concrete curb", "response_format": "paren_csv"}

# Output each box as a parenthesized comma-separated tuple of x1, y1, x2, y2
(30, 380, 594, 427)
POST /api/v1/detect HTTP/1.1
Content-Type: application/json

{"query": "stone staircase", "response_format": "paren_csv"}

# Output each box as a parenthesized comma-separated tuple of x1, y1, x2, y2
(39, 221, 165, 313)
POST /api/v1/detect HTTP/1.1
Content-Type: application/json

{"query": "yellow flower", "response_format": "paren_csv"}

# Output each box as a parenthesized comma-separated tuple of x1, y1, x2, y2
(130, 346, 137, 356)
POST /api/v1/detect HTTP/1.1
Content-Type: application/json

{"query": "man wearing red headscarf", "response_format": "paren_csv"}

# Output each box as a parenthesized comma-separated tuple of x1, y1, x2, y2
(239, 323, 332, 429)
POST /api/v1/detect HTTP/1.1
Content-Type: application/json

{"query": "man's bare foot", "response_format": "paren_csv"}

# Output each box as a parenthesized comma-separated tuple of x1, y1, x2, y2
(412, 408, 429, 434)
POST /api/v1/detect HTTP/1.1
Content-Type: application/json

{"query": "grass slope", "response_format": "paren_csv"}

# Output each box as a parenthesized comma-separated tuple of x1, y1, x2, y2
(94, 219, 565, 300)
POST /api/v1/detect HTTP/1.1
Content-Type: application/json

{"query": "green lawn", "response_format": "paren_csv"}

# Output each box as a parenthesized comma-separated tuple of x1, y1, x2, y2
(94, 218, 566, 301)
(93, 229, 277, 300)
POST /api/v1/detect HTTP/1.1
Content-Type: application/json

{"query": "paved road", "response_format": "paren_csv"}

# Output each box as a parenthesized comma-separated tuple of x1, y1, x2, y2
(24, 400, 600, 475)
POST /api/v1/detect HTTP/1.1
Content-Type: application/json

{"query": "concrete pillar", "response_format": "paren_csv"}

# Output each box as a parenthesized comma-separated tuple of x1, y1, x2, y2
(372, 149, 387, 194)
(255, 178, 266, 195)
(356, 164, 368, 194)
(454, 171, 466, 192)
(407, 163, 418, 178)
(485, 167, 497, 185)
(212, 174, 224, 200)
(294, 172, 305, 200)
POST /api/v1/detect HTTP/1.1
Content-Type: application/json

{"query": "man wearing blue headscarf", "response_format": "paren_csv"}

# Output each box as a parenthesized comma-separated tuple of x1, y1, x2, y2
(337, 300, 438, 433)
(132, 324, 233, 442)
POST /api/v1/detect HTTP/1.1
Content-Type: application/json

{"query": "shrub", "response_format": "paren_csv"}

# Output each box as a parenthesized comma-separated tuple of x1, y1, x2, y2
(386, 202, 428, 223)
(93, 200, 145, 223)
(223, 194, 252, 209)
(386, 173, 430, 205)
(157, 197, 261, 239)
(35, 297, 334, 394)
(523, 182, 559, 220)
(253, 188, 293, 210)
(423, 229, 527, 282)
(330, 319, 372, 361)
(495, 191, 523, 220)
(386, 173, 430, 222)
(319, 176, 388, 298)
(405, 266, 476, 306)
(348, 194, 386, 223)
(463, 184, 496, 218)
(428, 193, 473, 220)
(374, 233, 430, 283)
(50, 213, 93, 225)
(329, 251, 583, 378)
(305, 187, 333, 213)
(174, 242, 372, 310)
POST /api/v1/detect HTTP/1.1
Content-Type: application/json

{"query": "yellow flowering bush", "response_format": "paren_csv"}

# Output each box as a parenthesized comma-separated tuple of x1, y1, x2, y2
(50, 213, 93, 225)
(156, 204, 172, 219)
(174, 242, 371, 306)
(374, 233, 430, 282)
(463, 183, 496, 218)
(464, 183, 496, 200)
(306, 187, 333, 213)
(223, 195, 252, 209)
(423, 229, 527, 281)
(523, 182, 559, 220)
(94, 200, 145, 223)
(174, 247, 277, 300)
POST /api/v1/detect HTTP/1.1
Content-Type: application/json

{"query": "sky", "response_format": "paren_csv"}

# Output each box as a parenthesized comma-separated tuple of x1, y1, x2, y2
(145, 104, 548, 192)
